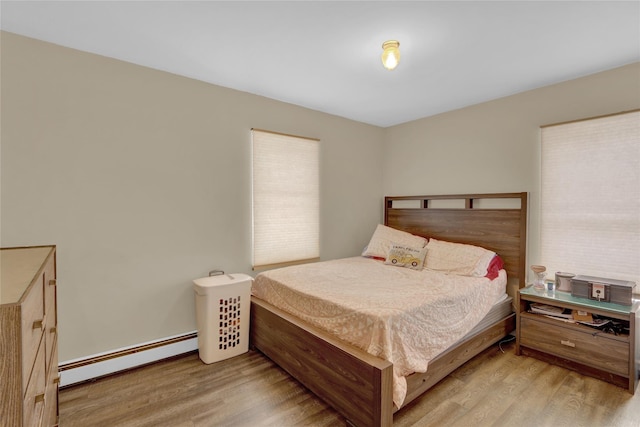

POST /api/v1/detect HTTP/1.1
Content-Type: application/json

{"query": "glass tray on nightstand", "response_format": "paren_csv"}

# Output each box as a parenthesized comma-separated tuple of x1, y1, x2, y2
(520, 285, 639, 315)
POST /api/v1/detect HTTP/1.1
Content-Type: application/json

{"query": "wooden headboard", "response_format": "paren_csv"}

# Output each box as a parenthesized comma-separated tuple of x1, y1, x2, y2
(385, 192, 528, 293)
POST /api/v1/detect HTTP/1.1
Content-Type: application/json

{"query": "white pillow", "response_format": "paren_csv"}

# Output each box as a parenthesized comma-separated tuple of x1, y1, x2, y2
(424, 238, 495, 277)
(384, 244, 428, 270)
(362, 224, 427, 260)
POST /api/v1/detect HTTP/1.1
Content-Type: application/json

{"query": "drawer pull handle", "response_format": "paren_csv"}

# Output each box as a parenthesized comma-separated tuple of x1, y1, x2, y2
(561, 339, 576, 348)
(49, 279, 57, 287)
(34, 393, 45, 404)
(32, 319, 44, 330)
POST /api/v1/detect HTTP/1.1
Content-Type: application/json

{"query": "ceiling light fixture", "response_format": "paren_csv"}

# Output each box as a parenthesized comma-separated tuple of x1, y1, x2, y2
(381, 40, 400, 70)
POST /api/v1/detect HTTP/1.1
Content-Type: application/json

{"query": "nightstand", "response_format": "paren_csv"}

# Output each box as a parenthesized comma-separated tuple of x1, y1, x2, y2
(516, 286, 639, 393)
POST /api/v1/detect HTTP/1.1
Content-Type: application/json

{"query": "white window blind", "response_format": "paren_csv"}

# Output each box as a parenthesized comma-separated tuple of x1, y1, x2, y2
(540, 110, 640, 286)
(251, 129, 319, 269)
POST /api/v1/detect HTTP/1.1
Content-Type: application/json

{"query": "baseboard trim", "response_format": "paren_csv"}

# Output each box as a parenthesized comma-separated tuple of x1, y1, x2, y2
(59, 331, 198, 388)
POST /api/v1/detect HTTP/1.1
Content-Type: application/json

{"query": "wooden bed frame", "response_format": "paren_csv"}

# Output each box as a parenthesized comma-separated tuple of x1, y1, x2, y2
(250, 192, 528, 426)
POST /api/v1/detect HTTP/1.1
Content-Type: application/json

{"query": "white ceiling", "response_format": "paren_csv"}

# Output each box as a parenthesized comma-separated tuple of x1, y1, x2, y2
(1, 1, 639, 127)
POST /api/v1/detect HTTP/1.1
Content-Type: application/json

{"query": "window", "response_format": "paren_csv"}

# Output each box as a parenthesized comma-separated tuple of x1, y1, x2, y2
(251, 129, 319, 269)
(540, 110, 640, 285)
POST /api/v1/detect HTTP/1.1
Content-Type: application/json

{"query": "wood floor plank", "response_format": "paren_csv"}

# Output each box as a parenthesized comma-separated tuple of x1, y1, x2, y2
(60, 341, 640, 426)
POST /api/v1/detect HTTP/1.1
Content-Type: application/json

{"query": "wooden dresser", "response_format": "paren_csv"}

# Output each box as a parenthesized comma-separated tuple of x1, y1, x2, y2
(1, 246, 59, 426)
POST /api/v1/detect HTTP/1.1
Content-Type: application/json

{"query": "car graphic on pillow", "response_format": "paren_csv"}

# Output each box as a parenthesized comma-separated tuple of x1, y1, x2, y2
(390, 254, 420, 267)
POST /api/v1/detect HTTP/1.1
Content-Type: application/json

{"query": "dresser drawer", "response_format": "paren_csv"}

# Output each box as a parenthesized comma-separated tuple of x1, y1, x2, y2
(21, 275, 46, 391)
(23, 336, 46, 427)
(520, 316, 629, 376)
(46, 331, 59, 379)
(45, 323, 58, 378)
(43, 343, 59, 427)
(44, 257, 57, 366)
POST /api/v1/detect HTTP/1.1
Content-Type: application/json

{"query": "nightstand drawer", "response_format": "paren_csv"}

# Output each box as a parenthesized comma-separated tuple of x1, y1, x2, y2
(520, 316, 629, 376)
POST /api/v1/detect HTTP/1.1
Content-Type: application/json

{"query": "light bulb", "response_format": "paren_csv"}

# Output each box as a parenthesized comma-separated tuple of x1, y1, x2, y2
(381, 40, 400, 70)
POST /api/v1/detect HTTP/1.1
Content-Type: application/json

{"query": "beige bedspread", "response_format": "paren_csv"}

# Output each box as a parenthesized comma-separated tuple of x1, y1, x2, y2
(252, 256, 507, 408)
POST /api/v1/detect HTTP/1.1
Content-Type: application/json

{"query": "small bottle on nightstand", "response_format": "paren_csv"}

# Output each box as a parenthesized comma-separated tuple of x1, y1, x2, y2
(545, 280, 556, 296)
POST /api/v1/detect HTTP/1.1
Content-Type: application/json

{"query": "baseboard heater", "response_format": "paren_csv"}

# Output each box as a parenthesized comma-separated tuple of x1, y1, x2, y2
(59, 331, 198, 388)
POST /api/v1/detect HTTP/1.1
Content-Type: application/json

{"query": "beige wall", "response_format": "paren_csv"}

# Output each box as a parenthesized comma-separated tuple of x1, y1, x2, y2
(0, 32, 384, 361)
(384, 62, 640, 282)
(3, 30, 639, 362)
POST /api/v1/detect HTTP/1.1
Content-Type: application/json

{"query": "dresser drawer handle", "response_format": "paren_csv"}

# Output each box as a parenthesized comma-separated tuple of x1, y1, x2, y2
(561, 339, 576, 348)
(34, 393, 45, 404)
(32, 319, 44, 330)
(49, 279, 57, 287)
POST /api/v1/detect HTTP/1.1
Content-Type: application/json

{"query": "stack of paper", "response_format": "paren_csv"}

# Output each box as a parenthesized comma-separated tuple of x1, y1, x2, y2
(530, 303, 573, 319)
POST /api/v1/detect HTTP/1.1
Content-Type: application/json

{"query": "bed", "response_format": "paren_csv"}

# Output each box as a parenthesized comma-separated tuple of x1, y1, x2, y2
(250, 192, 528, 426)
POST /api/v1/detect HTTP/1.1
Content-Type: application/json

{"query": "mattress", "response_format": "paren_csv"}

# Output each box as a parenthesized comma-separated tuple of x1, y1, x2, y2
(458, 294, 513, 342)
(252, 256, 509, 408)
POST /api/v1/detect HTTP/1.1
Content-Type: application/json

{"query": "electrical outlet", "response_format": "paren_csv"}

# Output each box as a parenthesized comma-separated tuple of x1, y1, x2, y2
(592, 283, 606, 300)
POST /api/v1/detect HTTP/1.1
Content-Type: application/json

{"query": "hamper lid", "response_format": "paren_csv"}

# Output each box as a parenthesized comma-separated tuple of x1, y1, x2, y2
(193, 273, 253, 289)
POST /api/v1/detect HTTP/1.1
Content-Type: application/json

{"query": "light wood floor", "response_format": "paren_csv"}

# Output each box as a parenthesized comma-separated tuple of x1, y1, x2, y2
(59, 340, 640, 426)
